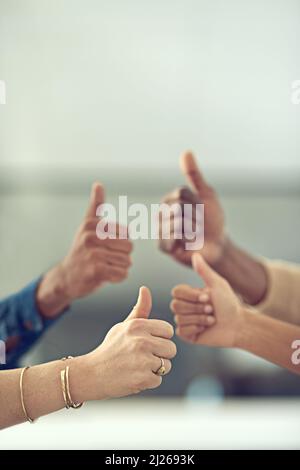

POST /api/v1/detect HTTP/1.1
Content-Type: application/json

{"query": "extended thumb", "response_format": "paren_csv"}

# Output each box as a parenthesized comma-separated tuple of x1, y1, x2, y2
(192, 253, 217, 287)
(126, 286, 152, 320)
(85, 182, 105, 218)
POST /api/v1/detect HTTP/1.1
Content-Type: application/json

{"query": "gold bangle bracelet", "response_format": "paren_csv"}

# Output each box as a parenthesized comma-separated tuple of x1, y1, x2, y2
(20, 366, 34, 423)
(60, 357, 83, 410)
(60, 368, 70, 409)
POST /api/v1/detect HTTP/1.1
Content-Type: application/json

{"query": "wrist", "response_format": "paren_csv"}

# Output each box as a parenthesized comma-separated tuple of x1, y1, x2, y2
(210, 238, 268, 305)
(69, 355, 95, 403)
(210, 236, 234, 273)
(36, 263, 72, 319)
(71, 352, 109, 403)
(234, 306, 257, 350)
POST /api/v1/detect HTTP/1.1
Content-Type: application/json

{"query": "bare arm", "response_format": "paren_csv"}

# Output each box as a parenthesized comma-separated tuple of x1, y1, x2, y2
(236, 307, 300, 374)
(0, 287, 176, 430)
(212, 238, 268, 305)
(0, 356, 87, 429)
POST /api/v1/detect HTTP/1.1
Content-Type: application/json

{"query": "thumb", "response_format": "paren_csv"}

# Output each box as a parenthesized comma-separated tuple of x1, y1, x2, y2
(126, 286, 152, 320)
(85, 182, 105, 218)
(192, 253, 219, 287)
(180, 151, 211, 198)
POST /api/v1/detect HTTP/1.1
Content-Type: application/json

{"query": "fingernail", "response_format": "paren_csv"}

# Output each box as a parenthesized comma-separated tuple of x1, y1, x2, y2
(207, 316, 215, 325)
(204, 304, 213, 314)
(199, 293, 209, 303)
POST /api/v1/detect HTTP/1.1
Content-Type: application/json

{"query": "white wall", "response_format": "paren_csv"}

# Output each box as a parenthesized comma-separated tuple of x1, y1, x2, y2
(0, 0, 300, 171)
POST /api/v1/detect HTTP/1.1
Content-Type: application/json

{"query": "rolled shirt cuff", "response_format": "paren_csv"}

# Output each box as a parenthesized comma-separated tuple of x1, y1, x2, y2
(1, 277, 69, 368)
(255, 259, 300, 326)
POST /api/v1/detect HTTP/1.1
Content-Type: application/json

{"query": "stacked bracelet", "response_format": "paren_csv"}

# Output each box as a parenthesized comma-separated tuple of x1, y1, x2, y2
(60, 356, 83, 409)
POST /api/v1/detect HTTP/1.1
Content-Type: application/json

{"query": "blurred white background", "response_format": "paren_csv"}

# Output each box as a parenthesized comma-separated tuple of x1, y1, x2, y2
(0, 0, 299, 172)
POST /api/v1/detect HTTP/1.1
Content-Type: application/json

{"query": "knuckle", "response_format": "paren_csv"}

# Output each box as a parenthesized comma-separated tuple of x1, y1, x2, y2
(85, 264, 98, 283)
(165, 360, 172, 373)
(167, 323, 175, 338)
(170, 341, 177, 358)
(131, 336, 150, 354)
(134, 374, 151, 391)
(82, 218, 93, 231)
(160, 320, 174, 338)
(126, 319, 142, 334)
(120, 269, 129, 279)
(149, 376, 162, 389)
(171, 284, 189, 297)
(196, 304, 204, 313)
(135, 336, 151, 352)
(127, 240, 133, 252)
(170, 299, 180, 312)
(130, 375, 144, 394)
(82, 232, 93, 248)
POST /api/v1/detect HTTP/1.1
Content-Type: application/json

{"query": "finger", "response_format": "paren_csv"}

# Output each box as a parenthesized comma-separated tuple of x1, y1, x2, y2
(126, 286, 152, 320)
(89, 248, 132, 268)
(96, 221, 129, 239)
(176, 325, 205, 338)
(174, 314, 215, 327)
(100, 238, 133, 254)
(106, 266, 129, 283)
(85, 182, 105, 218)
(151, 356, 172, 375)
(146, 375, 162, 390)
(198, 289, 211, 303)
(106, 250, 132, 268)
(151, 338, 177, 359)
(171, 284, 202, 303)
(89, 263, 129, 284)
(83, 231, 133, 254)
(147, 320, 174, 339)
(170, 299, 213, 315)
(180, 151, 211, 198)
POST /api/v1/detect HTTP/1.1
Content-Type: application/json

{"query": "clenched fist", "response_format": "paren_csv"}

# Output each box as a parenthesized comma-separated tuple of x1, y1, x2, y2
(36, 182, 133, 317)
(60, 182, 133, 300)
(172, 254, 243, 348)
(159, 151, 226, 267)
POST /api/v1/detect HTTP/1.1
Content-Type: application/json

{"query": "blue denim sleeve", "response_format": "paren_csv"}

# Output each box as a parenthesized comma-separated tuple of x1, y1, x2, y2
(0, 278, 68, 369)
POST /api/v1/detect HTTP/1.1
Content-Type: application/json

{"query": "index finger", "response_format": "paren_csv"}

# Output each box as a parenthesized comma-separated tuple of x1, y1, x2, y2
(171, 284, 201, 303)
(147, 319, 174, 339)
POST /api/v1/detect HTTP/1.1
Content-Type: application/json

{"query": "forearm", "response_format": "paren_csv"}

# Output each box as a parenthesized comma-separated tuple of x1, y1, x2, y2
(0, 355, 95, 430)
(212, 238, 268, 305)
(236, 307, 300, 375)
